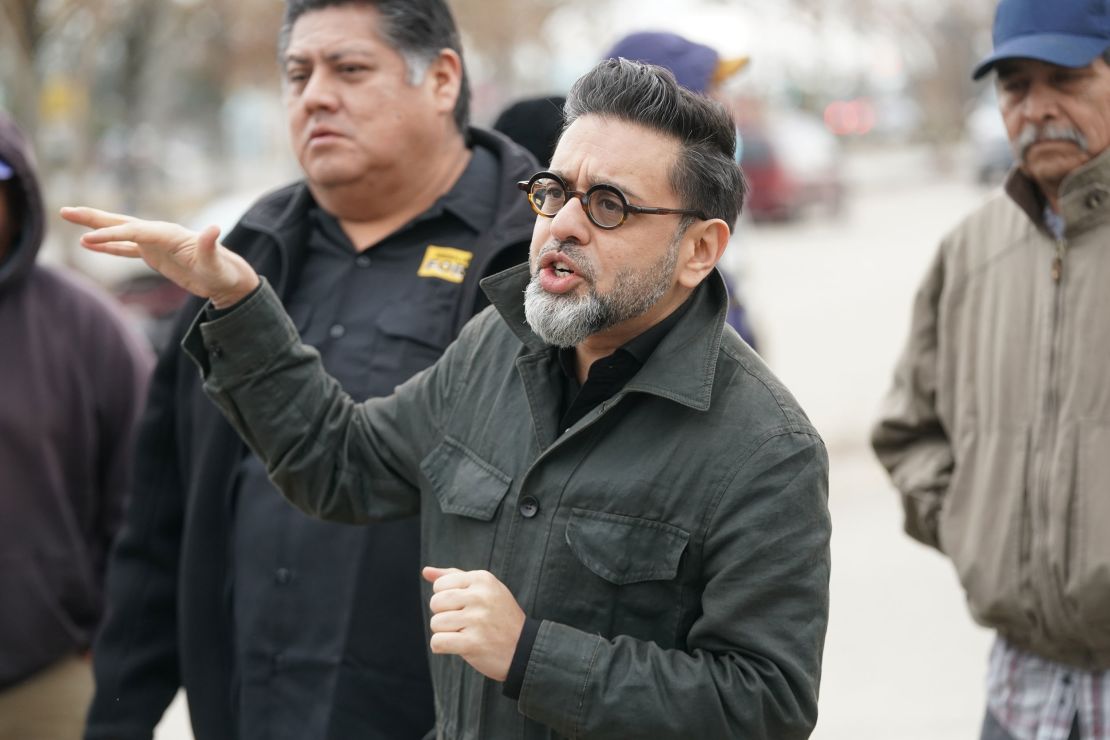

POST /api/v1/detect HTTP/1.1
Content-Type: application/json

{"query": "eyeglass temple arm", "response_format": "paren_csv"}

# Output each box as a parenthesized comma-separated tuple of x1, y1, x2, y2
(627, 204, 709, 219)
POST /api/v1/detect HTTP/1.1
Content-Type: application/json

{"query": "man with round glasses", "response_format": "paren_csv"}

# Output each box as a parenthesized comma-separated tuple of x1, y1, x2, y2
(63, 59, 830, 739)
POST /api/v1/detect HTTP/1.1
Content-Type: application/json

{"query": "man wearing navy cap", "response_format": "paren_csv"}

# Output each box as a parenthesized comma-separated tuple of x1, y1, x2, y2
(872, 1, 1110, 738)
(603, 31, 760, 350)
(603, 31, 749, 97)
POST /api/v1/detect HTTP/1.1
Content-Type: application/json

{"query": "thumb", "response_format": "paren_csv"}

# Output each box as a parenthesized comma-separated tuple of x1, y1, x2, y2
(196, 224, 222, 265)
(422, 566, 462, 583)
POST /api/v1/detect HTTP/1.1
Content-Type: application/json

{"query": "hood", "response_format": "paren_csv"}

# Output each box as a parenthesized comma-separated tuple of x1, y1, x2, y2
(0, 112, 45, 290)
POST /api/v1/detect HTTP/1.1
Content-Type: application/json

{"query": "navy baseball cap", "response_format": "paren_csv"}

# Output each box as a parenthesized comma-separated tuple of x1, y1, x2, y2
(0, 157, 11, 180)
(603, 32, 749, 94)
(973, 0, 1110, 80)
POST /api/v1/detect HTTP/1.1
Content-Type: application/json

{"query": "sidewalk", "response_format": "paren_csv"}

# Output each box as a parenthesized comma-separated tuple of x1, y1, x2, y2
(813, 445, 991, 740)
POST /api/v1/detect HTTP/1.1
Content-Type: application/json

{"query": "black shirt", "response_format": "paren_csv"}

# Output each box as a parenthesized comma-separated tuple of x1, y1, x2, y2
(226, 147, 501, 740)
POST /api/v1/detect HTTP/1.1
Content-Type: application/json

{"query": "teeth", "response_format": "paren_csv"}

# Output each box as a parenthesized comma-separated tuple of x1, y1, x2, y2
(553, 261, 573, 274)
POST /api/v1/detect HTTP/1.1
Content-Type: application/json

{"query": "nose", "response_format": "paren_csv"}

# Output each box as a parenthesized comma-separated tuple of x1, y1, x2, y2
(300, 70, 340, 113)
(1020, 80, 1061, 124)
(547, 194, 592, 245)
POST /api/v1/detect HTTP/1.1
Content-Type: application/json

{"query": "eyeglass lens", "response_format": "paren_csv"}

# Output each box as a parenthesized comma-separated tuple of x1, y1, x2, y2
(529, 177, 627, 228)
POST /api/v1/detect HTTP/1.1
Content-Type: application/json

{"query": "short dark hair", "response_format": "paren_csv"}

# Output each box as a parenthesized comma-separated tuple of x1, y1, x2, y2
(563, 58, 747, 229)
(278, 0, 470, 131)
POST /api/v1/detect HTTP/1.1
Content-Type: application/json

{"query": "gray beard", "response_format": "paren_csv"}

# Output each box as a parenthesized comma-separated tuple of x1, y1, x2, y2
(523, 240, 679, 348)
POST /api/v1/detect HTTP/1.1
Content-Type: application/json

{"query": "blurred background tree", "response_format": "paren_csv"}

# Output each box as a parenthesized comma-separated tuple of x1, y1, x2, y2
(0, 0, 997, 266)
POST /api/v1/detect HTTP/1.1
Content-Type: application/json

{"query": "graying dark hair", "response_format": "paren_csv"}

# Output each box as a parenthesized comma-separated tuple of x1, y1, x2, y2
(563, 58, 747, 229)
(278, 0, 470, 131)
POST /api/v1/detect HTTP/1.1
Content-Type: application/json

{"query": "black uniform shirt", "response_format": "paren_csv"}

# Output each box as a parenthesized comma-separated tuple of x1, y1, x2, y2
(228, 146, 500, 740)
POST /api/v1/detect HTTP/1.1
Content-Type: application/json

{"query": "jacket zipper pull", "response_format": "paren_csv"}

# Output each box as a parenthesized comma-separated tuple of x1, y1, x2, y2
(1052, 240, 1066, 283)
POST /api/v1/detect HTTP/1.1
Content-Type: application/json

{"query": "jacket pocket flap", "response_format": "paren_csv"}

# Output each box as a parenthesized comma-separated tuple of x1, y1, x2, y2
(421, 437, 511, 521)
(565, 508, 689, 585)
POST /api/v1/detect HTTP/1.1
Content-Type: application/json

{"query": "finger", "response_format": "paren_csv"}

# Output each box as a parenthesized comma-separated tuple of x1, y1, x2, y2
(59, 206, 133, 229)
(79, 240, 142, 258)
(428, 588, 469, 614)
(78, 220, 174, 246)
(429, 609, 469, 634)
(430, 571, 474, 594)
(422, 566, 464, 584)
(429, 631, 470, 656)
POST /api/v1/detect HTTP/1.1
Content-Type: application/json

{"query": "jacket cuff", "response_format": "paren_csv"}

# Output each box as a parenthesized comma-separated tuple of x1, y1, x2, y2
(204, 281, 263, 321)
(517, 620, 603, 736)
(181, 277, 298, 383)
(502, 616, 541, 700)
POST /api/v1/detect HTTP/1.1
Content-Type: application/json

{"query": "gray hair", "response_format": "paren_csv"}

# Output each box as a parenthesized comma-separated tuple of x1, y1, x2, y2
(278, 0, 470, 131)
(563, 58, 747, 229)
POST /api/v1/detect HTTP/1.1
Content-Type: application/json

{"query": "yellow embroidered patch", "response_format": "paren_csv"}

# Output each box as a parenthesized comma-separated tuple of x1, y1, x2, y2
(417, 245, 473, 284)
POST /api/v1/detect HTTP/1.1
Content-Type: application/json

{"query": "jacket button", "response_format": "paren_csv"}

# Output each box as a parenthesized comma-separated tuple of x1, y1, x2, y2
(356, 255, 372, 268)
(1086, 190, 1106, 209)
(519, 497, 539, 519)
(329, 324, 346, 339)
(274, 567, 293, 584)
(209, 342, 223, 358)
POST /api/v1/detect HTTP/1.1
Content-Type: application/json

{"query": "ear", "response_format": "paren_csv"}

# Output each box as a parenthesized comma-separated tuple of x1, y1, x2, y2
(424, 49, 464, 118)
(676, 219, 731, 290)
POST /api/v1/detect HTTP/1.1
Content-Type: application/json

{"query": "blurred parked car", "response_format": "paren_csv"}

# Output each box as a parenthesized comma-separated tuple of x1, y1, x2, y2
(967, 94, 1014, 186)
(739, 110, 846, 222)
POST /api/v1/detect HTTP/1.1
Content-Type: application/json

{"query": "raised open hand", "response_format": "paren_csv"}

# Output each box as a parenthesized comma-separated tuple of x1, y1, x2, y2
(60, 206, 260, 308)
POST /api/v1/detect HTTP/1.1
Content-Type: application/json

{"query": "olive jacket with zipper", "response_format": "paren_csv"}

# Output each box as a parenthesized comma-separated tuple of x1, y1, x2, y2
(872, 149, 1110, 670)
(183, 263, 831, 739)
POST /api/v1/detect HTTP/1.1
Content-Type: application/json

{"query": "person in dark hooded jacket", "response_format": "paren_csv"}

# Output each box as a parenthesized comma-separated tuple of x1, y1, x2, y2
(0, 112, 152, 739)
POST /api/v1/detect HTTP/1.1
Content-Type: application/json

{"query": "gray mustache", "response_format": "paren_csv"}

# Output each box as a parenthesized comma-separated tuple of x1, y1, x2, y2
(538, 239, 595, 281)
(1017, 123, 1089, 159)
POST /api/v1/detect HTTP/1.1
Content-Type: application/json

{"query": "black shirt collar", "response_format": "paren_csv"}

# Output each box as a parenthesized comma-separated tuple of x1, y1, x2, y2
(557, 290, 696, 383)
(305, 145, 498, 252)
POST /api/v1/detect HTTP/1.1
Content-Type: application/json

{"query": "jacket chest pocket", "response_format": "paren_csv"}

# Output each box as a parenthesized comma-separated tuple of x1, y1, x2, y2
(544, 508, 690, 643)
(420, 437, 511, 572)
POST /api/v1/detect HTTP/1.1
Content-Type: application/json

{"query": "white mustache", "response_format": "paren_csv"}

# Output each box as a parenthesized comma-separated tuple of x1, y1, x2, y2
(1017, 123, 1089, 159)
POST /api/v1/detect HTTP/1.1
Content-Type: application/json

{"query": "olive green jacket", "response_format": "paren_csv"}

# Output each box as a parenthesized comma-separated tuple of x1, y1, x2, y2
(872, 149, 1110, 669)
(184, 264, 831, 739)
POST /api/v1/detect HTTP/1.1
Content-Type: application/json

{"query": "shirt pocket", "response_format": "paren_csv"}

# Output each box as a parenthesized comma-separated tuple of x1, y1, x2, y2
(420, 436, 511, 571)
(565, 508, 689, 584)
(366, 302, 456, 396)
(547, 508, 690, 642)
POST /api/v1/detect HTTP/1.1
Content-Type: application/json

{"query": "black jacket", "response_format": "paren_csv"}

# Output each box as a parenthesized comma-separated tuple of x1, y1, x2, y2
(85, 128, 536, 740)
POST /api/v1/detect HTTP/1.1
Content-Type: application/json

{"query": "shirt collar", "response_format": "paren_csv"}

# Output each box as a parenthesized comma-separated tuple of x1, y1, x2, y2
(555, 290, 696, 382)
(431, 145, 499, 234)
(303, 145, 499, 251)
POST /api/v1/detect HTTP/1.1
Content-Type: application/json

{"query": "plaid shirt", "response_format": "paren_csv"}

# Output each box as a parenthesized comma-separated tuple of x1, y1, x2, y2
(987, 637, 1110, 739)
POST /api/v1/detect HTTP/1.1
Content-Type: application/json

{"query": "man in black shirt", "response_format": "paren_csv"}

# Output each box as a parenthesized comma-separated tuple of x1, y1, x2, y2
(81, 2, 535, 739)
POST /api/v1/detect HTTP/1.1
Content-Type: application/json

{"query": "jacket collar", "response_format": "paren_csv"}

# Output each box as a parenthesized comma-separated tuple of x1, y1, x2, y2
(1005, 146, 1110, 238)
(481, 263, 729, 411)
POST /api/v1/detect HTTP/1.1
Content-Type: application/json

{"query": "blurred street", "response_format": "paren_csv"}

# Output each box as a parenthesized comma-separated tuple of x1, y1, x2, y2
(154, 143, 997, 740)
(736, 143, 995, 740)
